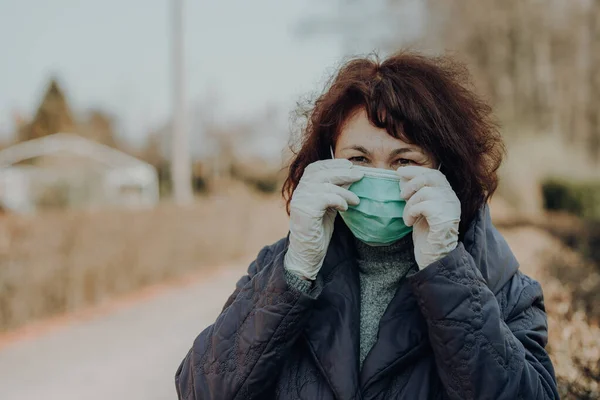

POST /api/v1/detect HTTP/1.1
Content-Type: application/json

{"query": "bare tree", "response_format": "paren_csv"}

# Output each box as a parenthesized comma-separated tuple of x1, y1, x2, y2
(423, 0, 599, 161)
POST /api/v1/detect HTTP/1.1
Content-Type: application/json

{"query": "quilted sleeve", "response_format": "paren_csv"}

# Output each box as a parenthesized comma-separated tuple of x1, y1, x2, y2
(409, 243, 559, 400)
(175, 240, 321, 400)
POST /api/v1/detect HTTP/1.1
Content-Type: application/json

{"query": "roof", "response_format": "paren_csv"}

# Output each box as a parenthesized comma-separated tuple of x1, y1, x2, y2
(0, 133, 153, 170)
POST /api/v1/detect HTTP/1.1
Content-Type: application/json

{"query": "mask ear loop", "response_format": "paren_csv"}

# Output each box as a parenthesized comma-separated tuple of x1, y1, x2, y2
(437, 163, 442, 171)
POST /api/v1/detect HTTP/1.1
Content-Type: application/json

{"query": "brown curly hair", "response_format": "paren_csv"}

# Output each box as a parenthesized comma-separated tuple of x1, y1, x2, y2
(282, 51, 505, 235)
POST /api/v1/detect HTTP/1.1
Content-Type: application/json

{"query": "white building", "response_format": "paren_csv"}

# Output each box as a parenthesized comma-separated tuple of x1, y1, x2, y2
(0, 133, 159, 213)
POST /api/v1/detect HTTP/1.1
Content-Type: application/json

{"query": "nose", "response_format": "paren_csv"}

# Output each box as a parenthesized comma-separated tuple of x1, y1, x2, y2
(372, 161, 395, 171)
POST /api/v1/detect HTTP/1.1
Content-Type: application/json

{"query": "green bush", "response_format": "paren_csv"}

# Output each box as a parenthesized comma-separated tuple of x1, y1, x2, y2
(542, 179, 600, 220)
(241, 175, 281, 194)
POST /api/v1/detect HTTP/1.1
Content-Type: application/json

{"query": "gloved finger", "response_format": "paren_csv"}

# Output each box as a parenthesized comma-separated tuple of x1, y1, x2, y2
(311, 168, 364, 186)
(304, 159, 353, 175)
(319, 192, 349, 212)
(322, 183, 360, 206)
(404, 186, 437, 211)
(395, 166, 432, 182)
(403, 199, 436, 227)
(399, 169, 449, 200)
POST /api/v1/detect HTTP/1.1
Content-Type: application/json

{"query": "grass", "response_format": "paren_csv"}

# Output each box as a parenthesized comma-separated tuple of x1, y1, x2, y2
(0, 183, 289, 332)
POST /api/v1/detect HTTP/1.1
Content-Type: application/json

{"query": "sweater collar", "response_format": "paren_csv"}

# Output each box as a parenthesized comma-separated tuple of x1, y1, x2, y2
(353, 234, 414, 263)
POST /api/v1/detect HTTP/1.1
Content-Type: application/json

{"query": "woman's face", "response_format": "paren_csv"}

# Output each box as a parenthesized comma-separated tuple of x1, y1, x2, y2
(334, 109, 436, 170)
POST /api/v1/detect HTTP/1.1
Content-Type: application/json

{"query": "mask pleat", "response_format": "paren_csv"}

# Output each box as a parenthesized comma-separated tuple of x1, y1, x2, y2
(339, 167, 413, 246)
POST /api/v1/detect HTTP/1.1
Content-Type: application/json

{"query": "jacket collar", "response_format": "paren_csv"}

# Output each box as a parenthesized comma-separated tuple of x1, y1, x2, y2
(462, 205, 520, 294)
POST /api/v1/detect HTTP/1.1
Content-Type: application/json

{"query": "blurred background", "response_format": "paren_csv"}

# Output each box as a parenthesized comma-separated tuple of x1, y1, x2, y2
(0, 0, 599, 399)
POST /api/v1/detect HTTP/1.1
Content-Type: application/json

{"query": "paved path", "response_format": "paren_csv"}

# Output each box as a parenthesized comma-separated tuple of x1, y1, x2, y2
(0, 266, 245, 400)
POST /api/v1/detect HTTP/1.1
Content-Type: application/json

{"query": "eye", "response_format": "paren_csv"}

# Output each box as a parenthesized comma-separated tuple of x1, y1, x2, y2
(395, 158, 416, 167)
(348, 156, 369, 164)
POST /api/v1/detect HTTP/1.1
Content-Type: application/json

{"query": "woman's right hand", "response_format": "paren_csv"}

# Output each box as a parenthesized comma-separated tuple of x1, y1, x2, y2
(284, 159, 364, 281)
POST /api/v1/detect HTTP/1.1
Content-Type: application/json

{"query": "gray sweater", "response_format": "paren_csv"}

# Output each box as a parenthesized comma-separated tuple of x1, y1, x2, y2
(284, 235, 417, 368)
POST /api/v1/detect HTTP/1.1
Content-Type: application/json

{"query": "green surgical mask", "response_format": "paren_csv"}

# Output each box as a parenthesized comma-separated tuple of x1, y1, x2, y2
(338, 165, 413, 246)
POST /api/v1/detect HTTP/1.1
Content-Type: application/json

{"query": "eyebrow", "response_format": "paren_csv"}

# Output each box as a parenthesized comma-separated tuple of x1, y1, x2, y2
(389, 147, 421, 158)
(341, 145, 420, 157)
(342, 145, 372, 155)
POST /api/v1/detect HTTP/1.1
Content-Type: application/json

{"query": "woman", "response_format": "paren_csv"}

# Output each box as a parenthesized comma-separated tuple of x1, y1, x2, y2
(175, 52, 559, 399)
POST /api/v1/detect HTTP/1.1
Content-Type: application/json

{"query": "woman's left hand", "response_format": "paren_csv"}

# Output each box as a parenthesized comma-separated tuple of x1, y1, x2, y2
(396, 166, 461, 270)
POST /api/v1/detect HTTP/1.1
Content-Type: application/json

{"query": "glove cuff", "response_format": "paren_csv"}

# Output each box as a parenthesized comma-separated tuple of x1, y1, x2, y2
(283, 249, 321, 281)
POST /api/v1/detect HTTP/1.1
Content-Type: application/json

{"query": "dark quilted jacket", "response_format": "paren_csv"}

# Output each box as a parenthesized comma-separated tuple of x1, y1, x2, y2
(175, 207, 559, 399)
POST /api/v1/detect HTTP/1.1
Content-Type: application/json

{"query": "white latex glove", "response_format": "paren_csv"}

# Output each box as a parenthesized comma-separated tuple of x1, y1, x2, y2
(284, 159, 364, 280)
(396, 166, 461, 270)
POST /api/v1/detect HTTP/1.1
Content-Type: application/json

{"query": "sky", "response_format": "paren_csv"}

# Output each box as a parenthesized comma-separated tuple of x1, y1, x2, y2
(0, 0, 423, 154)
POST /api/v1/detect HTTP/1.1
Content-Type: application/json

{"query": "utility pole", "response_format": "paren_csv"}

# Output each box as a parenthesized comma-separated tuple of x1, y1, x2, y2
(170, 0, 193, 205)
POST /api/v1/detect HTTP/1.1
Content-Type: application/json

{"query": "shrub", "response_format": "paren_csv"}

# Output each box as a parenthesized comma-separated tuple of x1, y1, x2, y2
(542, 179, 600, 220)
